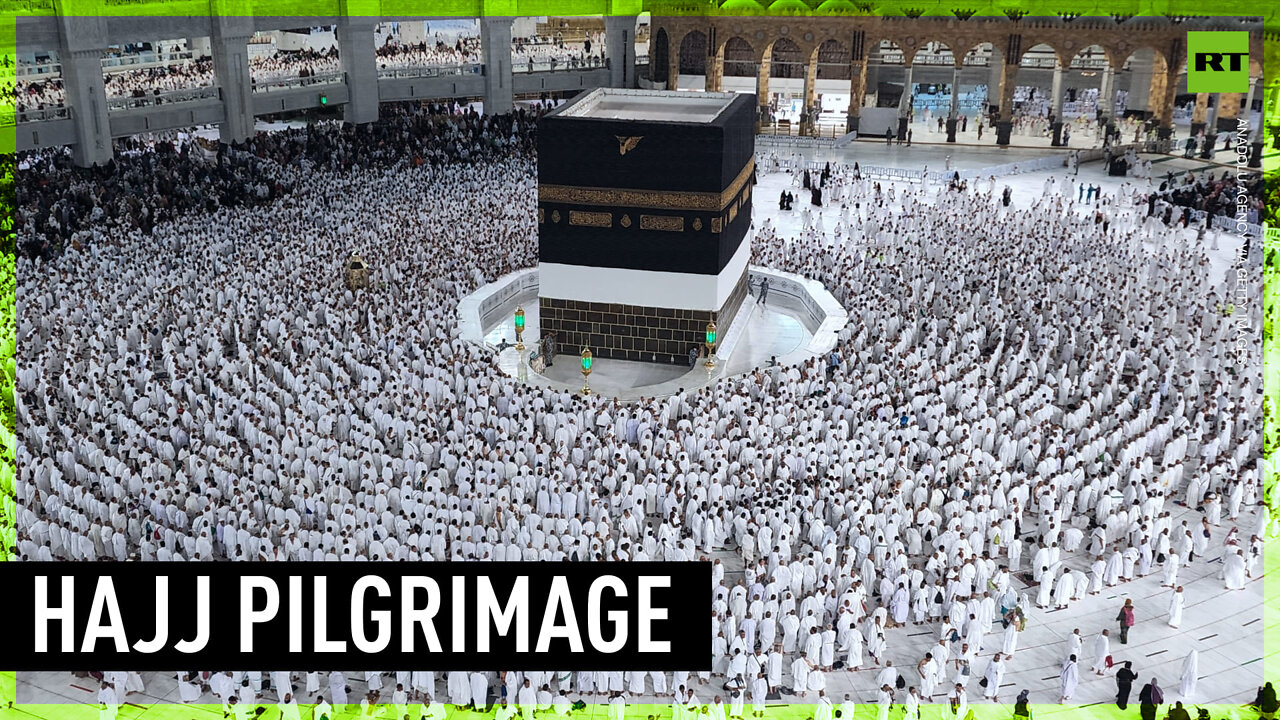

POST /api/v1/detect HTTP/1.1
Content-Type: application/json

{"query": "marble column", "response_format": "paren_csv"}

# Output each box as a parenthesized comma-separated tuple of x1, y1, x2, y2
(757, 56, 770, 114)
(57, 16, 112, 166)
(1190, 93, 1208, 137)
(480, 17, 514, 115)
(1243, 76, 1257, 138)
(1050, 63, 1064, 146)
(211, 16, 255, 146)
(1246, 77, 1262, 166)
(338, 16, 379, 125)
(897, 65, 912, 140)
(946, 65, 960, 142)
(604, 15, 637, 88)
(1201, 93, 1219, 158)
(1126, 52, 1153, 115)
(846, 59, 866, 133)
(1098, 65, 1114, 126)
(898, 65, 913, 115)
(995, 62, 1017, 146)
(1153, 44, 1181, 140)
(705, 47, 722, 92)
(798, 64, 814, 135)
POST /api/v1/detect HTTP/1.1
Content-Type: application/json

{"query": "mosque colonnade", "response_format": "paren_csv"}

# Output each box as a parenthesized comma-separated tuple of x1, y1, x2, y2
(18, 13, 1268, 164)
(650, 16, 1263, 149)
(16, 12, 640, 165)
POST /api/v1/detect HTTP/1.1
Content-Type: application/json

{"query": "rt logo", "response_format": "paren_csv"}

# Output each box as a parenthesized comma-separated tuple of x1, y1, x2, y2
(1187, 31, 1250, 93)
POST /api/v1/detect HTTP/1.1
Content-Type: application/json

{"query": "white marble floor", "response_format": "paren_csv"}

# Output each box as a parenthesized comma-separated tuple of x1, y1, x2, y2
(476, 267, 843, 401)
(9, 140, 1273, 719)
(487, 292, 814, 401)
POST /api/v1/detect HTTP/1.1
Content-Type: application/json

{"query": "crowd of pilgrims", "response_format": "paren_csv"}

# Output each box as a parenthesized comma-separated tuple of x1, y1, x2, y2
(510, 35, 606, 70)
(102, 58, 218, 101)
(13, 49, 340, 115)
(14, 32, 605, 117)
(1150, 169, 1265, 222)
(14, 103, 538, 260)
(376, 36, 484, 69)
(12, 100, 1270, 716)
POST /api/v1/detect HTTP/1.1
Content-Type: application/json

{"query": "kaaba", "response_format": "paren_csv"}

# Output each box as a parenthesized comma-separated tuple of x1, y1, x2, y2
(537, 88, 755, 364)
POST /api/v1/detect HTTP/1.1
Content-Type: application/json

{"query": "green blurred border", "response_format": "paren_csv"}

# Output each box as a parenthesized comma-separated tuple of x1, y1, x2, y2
(1, 0, 1278, 18)
(0, 1, 1275, 718)
(2, 8, 15, 562)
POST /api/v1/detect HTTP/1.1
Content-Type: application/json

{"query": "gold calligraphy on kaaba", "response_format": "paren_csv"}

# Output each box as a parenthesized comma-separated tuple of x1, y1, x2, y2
(539, 158, 755, 213)
(616, 136, 644, 155)
(569, 211, 614, 228)
(640, 215, 685, 232)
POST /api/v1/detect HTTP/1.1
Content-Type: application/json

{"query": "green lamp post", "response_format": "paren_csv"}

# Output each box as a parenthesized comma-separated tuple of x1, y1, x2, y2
(514, 306, 526, 351)
(704, 320, 718, 369)
(580, 348, 593, 395)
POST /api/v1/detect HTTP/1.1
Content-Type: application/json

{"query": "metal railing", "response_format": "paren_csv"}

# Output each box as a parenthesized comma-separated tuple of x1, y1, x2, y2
(101, 50, 197, 72)
(1209, 213, 1262, 237)
(20, 50, 204, 80)
(251, 72, 345, 93)
(758, 120, 851, 140)
(1069, 57, 1108, 70)
(772, 154, 1066, 185)
(377, 64, 482, 79)
(106, 85, 221, 110)
(512, 57, 608, 73)
(756, 135, 840, 150)
(1019, 56, 1061, 69)
(16, 106, 72, 123)
(1162, 203, 1263, 237)
(911, 55, 958, 66)
(965, 155, 1067, 178)
(17, 61, 62, 79)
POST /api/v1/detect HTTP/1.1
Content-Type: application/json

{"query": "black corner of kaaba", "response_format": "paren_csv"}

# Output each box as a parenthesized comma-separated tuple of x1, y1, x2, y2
(536, 93, 756, 275)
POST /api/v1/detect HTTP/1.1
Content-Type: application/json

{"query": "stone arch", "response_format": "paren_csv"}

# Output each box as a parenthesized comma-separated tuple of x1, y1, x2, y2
(957, 42, 1001, 109)
(960, 41, 1000, 68)
(1117, 45, 1167, 74)
(677, 29, 708, 76)
(1019, 42, 1063, 70)
(869, 38, 906, 66)
(1117, 46, 1170, 119)
(1059, 45, 1110, 118)
(723, 36, 756, 77)
(910, 40, 956, 68)
(865, 38, 908, 109)
(768, 36, 805, 79)
(814, 37, 850, 80)
(1067, 44, 1108, 71)
(652, 26, 670, 83)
